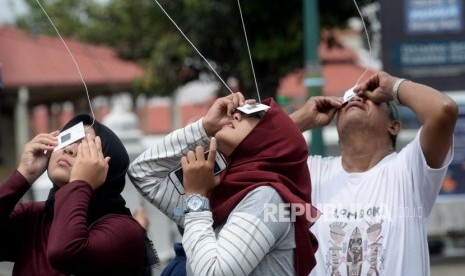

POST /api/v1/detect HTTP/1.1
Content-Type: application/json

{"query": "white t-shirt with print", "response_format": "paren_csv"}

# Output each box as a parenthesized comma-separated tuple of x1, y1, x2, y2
(308, 129, 452, 276)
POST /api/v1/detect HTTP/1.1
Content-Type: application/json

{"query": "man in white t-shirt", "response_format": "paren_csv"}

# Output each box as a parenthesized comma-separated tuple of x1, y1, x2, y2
(290, 71, 458, 275)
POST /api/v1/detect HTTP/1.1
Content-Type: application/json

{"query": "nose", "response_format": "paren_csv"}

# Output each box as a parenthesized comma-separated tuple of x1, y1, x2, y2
(351, 94, 365, 103)
(233, 112, 242, 121)
(62, 143, 78, 156)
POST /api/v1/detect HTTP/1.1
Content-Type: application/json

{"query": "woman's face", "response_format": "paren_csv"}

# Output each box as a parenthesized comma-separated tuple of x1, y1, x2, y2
(214, 112, 261, 156)
(47, 125, 96, 187)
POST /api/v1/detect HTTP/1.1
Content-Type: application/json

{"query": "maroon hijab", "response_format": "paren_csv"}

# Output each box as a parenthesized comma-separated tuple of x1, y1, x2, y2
(209, 98, 319, 276)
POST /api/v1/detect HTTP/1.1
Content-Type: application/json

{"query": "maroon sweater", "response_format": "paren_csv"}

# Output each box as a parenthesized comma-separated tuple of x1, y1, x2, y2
(0, 170, 145, 276)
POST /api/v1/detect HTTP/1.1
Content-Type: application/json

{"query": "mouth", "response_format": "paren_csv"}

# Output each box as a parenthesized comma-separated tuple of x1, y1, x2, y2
(345, 101, 365, 111)
(57, 158, 71, 167)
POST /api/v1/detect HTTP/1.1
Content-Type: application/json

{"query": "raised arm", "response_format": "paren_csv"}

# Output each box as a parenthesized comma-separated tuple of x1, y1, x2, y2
(127, 120, 210, 224)
(128, 92, 246, 223)
(47, 134, 144, 274)
(356, 71, 458, 168)
(289, 96, 342, 132)
(1, 131, 58, 260)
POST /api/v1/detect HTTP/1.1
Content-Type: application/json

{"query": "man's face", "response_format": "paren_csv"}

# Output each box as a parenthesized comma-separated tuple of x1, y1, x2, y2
(214, 111, 261, 156)
(47, 126, 96, 187)
(336, 95, 392, 135)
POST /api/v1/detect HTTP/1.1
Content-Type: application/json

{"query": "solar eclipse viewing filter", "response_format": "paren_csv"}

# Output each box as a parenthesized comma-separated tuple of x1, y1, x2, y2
(236, 103, 270, 115)
(342, 86, 357, 106)
(54, 121, 85, 151)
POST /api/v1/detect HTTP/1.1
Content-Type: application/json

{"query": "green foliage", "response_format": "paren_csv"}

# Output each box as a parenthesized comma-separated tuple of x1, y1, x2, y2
(16, 0, 375, 98)
(320, 0, 375, 27)
(17, 0, 97, 38)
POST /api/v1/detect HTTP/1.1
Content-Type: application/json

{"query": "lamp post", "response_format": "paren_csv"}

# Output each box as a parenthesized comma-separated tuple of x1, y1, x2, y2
(303, 0, 325, 155)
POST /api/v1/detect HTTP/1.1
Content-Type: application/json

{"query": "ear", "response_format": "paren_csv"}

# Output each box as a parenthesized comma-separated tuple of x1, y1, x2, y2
(388, 120, 402, 136)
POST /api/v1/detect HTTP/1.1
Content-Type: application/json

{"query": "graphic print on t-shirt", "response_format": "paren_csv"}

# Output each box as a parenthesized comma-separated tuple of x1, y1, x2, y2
(326, 220, 385, 276)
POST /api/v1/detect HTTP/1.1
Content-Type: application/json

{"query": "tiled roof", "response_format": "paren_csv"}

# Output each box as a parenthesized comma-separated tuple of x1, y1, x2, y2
(278, 43, 376, 98)
(0, 25, 143, 95)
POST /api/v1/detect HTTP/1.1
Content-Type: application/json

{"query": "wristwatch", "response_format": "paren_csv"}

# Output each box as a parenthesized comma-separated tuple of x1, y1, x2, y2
(183, 194, 210, 214)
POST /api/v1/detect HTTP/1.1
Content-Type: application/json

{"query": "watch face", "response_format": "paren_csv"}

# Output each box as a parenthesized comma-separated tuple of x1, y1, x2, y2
(188, 196, 204, 211)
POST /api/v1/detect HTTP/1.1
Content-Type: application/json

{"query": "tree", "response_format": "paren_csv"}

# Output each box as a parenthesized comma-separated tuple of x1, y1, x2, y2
(17, 0, 99, 39)
(16, 0, 375, 98)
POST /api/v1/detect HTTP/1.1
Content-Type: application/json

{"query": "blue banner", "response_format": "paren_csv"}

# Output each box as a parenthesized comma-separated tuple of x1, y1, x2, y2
(441, 110, 465, 196)
(381, 0, 465, 91)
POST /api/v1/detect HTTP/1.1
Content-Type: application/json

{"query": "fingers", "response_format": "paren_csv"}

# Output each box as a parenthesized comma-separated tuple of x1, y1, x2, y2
(24, 132, 59, 156)
(49, 130, 60, 138)
(86, 134, 98, 161)
(314, 96, 343, 110)
(195, 145, 204, 162)
(325, 97, 343, 108)
(29, 141, 56, 153)
(80, 135, 90, 159)
(207, 138, 217, 165)
(225, 92, 245, 116)
(78, 135, 106, 164)
(354, 89, 369, 100)
(181, 150, 196, 172)
(33, 132, 59, 148)
(103, 156, 111, 177)
(353, 83, 364, 93)
(18, 131, 60, 183)
(95, 136, 104, 162)
(204, 92, 247, 136)
(244, 99, 257, 105)
(354, 72, 379, 93)
(226, 99, 236, 116)
(180, 156, 188, 168)
(70, 135, 109, 190)
(231, 92, 245, 107)
(186, 150, 197, 163)
(181, 144, 216, 196)
(182, 145, 211, 166)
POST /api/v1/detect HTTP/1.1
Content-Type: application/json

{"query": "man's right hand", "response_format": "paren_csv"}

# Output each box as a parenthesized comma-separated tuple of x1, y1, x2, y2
(290, 96, 342, 132)
(17, 131, 59, 184)
(202, 92, 246, 136)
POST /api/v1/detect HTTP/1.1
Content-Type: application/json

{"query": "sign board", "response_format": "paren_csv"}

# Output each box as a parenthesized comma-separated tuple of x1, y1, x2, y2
(441, 110, 465, 196)
(380, 0, 465, 91)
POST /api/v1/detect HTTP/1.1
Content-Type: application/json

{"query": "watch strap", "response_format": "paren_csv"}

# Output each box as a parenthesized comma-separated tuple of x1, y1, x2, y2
(183, 194, 210, 214)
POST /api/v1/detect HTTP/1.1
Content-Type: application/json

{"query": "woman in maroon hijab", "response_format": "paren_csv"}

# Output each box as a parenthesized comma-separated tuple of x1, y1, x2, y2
(0, 114, 157, 276)
(129, 92, 318, 276)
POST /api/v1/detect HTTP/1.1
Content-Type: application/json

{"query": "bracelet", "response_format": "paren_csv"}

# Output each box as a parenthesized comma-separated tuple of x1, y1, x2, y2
(392, 78, 407, 106)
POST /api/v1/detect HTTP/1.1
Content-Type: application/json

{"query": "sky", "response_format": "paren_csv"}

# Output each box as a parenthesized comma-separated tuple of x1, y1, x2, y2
(0, 0, 27, 24)
(0, 0, 112, 24)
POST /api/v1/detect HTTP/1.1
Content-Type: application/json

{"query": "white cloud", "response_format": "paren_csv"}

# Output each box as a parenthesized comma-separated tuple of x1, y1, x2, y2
(0, 0, 27, 24)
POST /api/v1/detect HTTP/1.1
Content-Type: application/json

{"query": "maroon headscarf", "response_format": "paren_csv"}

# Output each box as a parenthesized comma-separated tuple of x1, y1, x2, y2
(209, 98, 319, 275)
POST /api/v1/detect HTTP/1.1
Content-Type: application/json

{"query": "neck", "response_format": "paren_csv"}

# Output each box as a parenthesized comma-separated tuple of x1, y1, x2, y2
(339, 131, 394, 173)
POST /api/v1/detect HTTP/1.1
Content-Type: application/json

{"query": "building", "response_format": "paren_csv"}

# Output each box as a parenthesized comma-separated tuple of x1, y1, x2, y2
(0, 25, 144, 169)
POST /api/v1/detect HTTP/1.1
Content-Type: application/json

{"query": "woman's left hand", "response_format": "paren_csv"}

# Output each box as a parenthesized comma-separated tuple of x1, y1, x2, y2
(70, 134, 111, 190)
(181, 138, 221, 196)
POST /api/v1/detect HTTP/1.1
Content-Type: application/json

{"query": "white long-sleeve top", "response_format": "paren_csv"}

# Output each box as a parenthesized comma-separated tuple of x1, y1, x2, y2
(128, 119, 295, 276)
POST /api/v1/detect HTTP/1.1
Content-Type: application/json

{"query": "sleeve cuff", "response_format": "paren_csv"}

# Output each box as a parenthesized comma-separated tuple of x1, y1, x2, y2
(197, 118, 211, 140)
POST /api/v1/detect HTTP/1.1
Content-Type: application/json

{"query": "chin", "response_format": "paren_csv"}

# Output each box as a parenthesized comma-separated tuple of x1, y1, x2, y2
(214, 135, 232, 157)
(47, 170, 69, 188)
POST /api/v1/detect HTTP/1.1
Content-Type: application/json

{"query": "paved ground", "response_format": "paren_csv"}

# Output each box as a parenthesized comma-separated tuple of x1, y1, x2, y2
(431, 258, 465, 276)
(2, 256, 465, 276)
